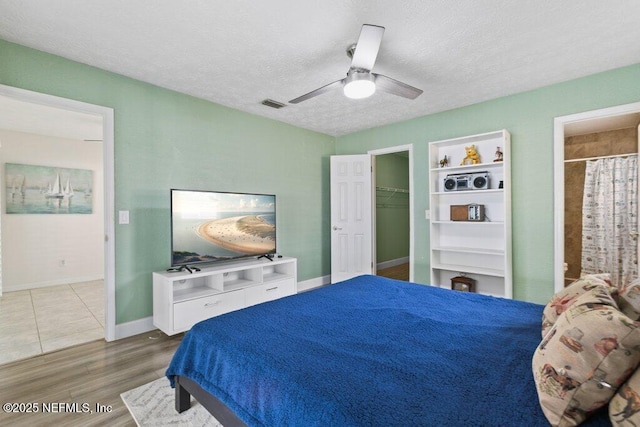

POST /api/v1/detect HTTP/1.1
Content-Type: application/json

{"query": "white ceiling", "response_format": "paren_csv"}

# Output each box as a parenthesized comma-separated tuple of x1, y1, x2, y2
(1, 0, 640, 137)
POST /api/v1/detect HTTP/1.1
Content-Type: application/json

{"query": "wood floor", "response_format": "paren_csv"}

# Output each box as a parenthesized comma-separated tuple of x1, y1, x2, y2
(0, 269, 409, 426)
(0, 330, 183, 427)
(377, 262, 410, 281)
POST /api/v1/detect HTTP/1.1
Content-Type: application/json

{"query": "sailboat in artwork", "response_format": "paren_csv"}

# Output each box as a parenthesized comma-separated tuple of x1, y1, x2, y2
(63, 177, 74, 198)
(10, 176, 26, 199)
(45, 174, 65, 199)
(9, 179, 17, 199)
(19, 176, 26, 197)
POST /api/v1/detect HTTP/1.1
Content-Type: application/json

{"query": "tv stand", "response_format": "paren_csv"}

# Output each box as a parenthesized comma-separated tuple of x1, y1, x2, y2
(166, 265, 201, 274)
(257, 254, 274, 261)
(153, 257, 297, 335)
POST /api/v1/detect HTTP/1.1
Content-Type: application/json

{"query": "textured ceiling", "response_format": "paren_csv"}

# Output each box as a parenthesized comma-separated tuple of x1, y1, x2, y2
(1, 0, 640, 137)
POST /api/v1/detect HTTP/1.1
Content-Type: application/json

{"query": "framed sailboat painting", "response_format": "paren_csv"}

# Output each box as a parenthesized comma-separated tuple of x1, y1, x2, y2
(5, 163, 93, 214)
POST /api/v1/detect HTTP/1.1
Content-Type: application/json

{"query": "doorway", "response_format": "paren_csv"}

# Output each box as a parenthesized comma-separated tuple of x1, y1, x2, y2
(369, 145, 414, 282)
(0, 85, 115, 363)
(554, 101, 640, 292)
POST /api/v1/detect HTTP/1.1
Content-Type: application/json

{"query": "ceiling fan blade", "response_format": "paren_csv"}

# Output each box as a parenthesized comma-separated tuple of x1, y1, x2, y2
(289, 79, 344, 104)
(374, 74, 423, 100)
(350, 24, 385, 71)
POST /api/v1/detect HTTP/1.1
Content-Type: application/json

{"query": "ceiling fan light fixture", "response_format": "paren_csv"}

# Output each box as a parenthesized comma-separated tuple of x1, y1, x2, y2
(289, 25, 421, 104)
(343, 72, 376, 99)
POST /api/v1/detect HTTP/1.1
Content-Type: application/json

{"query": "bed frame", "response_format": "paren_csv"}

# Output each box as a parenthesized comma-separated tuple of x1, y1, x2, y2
(175, 375, 246, 427)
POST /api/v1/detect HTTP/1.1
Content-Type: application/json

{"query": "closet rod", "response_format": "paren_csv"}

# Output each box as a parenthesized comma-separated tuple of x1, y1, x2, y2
(376, 186, 409, 193)
(564, 152, 638, 163)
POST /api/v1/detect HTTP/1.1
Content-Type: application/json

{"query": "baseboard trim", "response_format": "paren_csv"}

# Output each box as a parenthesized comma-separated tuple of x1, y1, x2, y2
(297, 275, 331, 293)
(376, 256, 409, 271)
(5, 275, 104, 293)
(114, 316, 155, 340)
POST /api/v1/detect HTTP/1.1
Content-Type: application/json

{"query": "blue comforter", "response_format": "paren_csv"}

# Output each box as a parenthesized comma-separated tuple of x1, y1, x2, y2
(167, 275, 610, 426)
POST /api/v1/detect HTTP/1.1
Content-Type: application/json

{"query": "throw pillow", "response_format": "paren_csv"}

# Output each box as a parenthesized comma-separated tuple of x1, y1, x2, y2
(533, 286, 640, 426)
(609, 367, 640, 425)
(617, 278, 640, 321)
(541, 274, 614, 338)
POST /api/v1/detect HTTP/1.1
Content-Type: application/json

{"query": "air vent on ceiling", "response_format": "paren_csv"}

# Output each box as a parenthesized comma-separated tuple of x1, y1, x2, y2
(261, 99, 286, 109)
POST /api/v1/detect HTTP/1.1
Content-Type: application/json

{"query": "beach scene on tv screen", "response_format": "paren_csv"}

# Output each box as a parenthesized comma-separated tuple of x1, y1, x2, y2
(172, 191, 275, 265)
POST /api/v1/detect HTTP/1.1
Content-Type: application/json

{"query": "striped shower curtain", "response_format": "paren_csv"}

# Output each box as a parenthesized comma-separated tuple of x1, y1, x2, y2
(581, 156, 638, 287)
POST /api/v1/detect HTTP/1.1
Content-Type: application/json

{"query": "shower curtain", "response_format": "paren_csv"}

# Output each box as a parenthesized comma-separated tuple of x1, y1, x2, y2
(581, 156, 638, 286)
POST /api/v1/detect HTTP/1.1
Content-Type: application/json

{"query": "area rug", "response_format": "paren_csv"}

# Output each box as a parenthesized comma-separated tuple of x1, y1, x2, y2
(121, 377, 223, 426)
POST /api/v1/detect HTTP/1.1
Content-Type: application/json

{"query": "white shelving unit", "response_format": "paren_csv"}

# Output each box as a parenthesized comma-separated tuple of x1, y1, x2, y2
(428, 130, 512, 298)
(153, 257, 297, 335)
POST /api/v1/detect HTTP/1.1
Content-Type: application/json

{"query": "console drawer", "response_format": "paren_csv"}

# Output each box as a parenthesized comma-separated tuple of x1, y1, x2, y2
(173, 290, 245, 331)
(246, 279, 296, 307)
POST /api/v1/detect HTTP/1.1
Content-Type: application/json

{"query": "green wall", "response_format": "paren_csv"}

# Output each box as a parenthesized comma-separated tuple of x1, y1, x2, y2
(0, 40, 335, 323)
(375, 153, 409, 263)
(3, 37, 640, 316)
(337, 63, 640, 304)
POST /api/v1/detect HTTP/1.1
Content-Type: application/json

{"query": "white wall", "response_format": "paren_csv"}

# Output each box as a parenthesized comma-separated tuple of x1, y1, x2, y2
(1, 129, 103, 291)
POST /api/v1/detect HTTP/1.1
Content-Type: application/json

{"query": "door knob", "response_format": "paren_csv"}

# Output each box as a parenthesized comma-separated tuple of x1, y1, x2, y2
(333, 226, 342, 231)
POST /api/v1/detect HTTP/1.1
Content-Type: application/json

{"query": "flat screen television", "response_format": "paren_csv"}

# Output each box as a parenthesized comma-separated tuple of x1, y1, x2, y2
(170, 189, 276, 267)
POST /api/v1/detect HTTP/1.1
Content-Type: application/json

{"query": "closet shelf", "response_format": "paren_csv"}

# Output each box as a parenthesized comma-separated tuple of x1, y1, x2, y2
(430, 161, 503, 173)
(376, 186, 409, 193)
(376, 186, 409, 207)
(431, 263, 505, 277)
(431, 189, 503, 196)
(431, 246, 504, 256)
(431, 220, 504, 225)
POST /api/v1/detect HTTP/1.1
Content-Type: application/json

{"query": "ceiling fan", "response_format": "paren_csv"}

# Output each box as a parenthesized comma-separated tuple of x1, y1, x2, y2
(289, 24, 423, 104)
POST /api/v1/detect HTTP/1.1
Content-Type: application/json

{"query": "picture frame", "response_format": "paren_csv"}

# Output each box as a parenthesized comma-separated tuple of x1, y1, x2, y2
(5, 163, 93, 214)
(451, 276, 475, 292)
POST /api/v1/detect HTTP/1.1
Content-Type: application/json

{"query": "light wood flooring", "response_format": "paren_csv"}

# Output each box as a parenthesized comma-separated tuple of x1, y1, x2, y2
(377, 262, 410, 281)
(0, 330, 183, 427)
(0, 271, 411, 426)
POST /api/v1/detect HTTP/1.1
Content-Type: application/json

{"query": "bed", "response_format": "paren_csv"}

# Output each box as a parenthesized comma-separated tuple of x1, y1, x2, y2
(166, 275, 611, 426)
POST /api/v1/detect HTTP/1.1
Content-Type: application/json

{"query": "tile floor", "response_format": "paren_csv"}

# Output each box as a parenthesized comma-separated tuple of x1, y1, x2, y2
(0, 280, 104, 365)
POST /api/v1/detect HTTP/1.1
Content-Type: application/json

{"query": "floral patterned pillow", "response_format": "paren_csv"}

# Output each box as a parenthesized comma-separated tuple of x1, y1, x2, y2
(533, 286, 640, 426)
(609, 367, 640, 425)
(618, 278, 640, 321)
(541, 274, 615, 338)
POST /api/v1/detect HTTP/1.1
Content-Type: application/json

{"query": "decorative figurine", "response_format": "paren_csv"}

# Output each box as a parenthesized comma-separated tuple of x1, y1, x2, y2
(439, 155, 448, 168)
(460, 144, 480, 165)
(494, 146, 503, 162)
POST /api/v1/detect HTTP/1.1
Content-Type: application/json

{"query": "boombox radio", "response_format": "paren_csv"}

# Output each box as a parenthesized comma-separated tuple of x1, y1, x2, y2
(443, 171, 489, 191)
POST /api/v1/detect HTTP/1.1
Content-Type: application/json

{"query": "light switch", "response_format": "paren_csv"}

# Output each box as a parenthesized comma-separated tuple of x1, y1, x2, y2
(119, 210, 130, 225)
(425, 209, 430, 220)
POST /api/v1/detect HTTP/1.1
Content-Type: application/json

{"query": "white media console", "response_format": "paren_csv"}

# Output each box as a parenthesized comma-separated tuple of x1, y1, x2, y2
(153, 256, 297, 335)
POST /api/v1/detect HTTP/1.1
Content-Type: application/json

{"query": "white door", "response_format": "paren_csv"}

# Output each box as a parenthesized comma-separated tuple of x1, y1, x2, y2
(330, 155, 373, 283)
